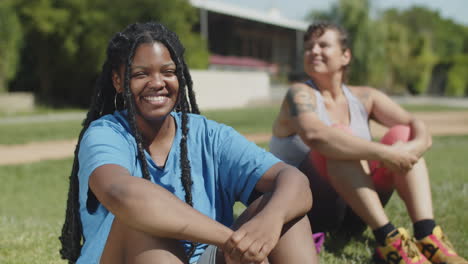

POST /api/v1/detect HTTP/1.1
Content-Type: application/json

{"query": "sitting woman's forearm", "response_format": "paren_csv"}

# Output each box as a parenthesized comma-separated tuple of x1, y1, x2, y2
(302, 126, 389, 161)
(91, 166, 233, 247)
(260, 166, 312, 223)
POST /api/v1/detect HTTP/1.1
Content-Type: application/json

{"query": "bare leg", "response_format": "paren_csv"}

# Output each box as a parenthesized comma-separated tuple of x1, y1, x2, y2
(268, 216, 318, 263)
(393, 158, 434, 222)
(298, 156, 347, 232)
(100, 218, 188, 264)
(219, 193, 318, 264)
(327, 159, 389, 230)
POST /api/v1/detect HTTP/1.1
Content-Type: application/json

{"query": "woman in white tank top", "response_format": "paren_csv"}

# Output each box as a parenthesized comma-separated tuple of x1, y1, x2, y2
(269, 21, 467, 264)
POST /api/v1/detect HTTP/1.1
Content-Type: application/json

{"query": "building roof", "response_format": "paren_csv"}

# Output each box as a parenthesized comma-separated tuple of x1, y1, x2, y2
(189, 0, 309, 31)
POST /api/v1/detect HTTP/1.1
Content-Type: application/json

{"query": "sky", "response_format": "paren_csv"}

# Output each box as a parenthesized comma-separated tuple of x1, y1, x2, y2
(215, 0, 468, 26)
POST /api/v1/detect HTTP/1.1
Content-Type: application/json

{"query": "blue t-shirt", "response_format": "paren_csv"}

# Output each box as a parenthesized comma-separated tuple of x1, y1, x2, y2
(76, 111, 280, 263)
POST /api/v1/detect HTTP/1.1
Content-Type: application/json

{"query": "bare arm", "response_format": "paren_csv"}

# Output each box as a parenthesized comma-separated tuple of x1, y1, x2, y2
(89, 164, 233, 247)
(369, 88, 432, 157)
(286, 85, 415, 167)
(254, 162, 312, 223)
(224, 162, 312, 263)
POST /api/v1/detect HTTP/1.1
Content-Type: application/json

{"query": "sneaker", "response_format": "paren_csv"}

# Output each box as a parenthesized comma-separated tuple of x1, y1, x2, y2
(374, 228, 430, 264)
(416, 226, 468, 264)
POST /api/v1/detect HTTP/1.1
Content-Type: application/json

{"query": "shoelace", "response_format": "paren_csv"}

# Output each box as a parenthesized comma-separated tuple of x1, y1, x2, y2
(402, 235, 421, 259)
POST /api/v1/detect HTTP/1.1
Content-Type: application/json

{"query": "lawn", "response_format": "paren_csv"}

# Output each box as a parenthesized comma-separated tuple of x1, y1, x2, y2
(0, 106, 280, 145)
(1, 103, 468, 145)
(0, 135, 467, 263)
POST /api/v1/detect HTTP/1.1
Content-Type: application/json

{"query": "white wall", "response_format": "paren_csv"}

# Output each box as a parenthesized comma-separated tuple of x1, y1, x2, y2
(190, 70, 271, 110)
(0, 92, 34, 113)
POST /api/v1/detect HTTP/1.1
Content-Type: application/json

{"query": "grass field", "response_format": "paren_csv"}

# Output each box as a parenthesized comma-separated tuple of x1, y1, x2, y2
(0, 106, 281, 145)
(0, 134, 467, 263)
(1, 104, 468, 145)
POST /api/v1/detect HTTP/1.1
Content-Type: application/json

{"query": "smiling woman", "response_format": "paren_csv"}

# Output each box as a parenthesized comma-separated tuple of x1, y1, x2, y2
(112, 42, 180, 126)
(59, 22, 318, 264)
(270, 21, 468, 264)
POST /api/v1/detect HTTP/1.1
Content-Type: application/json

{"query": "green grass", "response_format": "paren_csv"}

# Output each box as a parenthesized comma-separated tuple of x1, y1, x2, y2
(0, 158, 71, 264)
(203, 105, 280, 134)
(315, 135, 468, 263)
(0, 120, 82, 145)
(2, 104, 468, 145)
(0, 106, 280, 145)
(0, 136, 467, 263)
(0, 106, 85, 118)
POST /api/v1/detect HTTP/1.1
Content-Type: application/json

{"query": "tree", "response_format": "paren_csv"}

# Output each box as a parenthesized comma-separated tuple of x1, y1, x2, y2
(445, 55, 468, 96)
(0, 0, 23, 93)
(10, 0, 208, 106)
(306, 0, 388, 88)
(307, 3, 468, 96)
(383, 7, 467, 95)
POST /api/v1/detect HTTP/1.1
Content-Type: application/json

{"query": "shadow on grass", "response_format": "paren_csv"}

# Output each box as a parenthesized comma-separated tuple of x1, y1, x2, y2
(322, 230, 377, 264)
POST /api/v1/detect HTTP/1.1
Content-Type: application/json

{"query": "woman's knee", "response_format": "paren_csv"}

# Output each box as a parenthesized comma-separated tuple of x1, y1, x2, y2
(381, 125, 411, 145)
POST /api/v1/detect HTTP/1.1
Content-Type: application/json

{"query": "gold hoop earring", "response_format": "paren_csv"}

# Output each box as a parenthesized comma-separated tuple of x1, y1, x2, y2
(114, 93, 122, 110)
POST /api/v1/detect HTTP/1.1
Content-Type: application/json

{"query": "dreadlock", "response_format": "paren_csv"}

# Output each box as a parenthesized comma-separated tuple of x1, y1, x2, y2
(59, 22, 200, 263)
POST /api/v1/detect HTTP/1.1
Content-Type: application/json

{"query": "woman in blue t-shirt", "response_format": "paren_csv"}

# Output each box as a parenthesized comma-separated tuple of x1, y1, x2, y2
(59, 22, 318, 264)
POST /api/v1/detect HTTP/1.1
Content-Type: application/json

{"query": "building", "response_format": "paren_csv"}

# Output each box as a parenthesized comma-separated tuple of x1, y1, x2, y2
(189, 0, 309, 81)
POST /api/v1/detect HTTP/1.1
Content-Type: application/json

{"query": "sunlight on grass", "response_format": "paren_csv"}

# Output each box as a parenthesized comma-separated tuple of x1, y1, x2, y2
(2, 104, 468, 145)
(0, 106, 85, 118)
(0, 120, 82, 145)
(0, 136, 467, 263)
(0, 159, 71, 264)
(203, 105, 280, 134)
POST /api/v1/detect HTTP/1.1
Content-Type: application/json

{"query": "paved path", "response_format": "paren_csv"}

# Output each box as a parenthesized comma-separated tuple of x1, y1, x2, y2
(1, 111, 468, 166)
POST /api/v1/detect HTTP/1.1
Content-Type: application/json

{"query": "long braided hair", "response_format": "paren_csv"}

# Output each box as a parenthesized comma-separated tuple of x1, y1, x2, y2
(59, 22, 200, 263)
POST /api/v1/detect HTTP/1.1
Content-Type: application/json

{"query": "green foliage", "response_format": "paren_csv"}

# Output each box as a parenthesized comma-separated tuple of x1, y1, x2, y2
(306, 0, 388, 87)
(306, 3, 468, 96)
(382, 8, 442, 95)
(0, 0, 23, 93)
(445, 55, 468, 96)
(9, 0, 208, 106)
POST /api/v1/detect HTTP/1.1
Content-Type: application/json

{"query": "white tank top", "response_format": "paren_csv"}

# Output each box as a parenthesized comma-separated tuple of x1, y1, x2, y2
(269, 80, 372, 166)
(306, 80, 372, 141)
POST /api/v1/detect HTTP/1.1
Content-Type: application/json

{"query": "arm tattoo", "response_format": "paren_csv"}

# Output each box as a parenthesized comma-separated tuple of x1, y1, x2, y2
(286, 89, 316, 116)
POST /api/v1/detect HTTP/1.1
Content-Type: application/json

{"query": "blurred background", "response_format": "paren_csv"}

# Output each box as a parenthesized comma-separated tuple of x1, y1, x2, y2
(1, 1, 467, 263)
(0, 0, 467, 110)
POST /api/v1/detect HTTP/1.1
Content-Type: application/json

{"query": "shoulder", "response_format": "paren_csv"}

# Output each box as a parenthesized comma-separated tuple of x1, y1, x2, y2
(86, 113, 130, 138)
(81, 112, 135, 151)
(347, 85, 379, 109)
(286, 83, 316, 103)
(174, 112, 227, 131)
(175, 112, 238, 143)
(289, 82, 314, 93)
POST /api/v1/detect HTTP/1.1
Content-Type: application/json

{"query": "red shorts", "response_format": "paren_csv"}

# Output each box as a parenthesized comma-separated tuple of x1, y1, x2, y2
(308, 125, 411, 192)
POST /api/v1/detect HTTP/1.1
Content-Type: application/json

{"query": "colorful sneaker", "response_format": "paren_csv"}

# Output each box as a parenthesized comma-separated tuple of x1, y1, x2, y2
(373, 228, 430, 264)
(416, 226, 468, 264)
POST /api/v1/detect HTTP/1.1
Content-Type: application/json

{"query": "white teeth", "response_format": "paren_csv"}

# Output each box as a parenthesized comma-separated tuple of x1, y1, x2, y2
(144, 96, 166, 102)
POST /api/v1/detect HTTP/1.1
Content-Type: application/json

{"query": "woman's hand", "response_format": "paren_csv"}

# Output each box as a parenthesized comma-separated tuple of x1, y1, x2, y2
(380, 142, 419, 174)
(223, 213, 282, 264)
